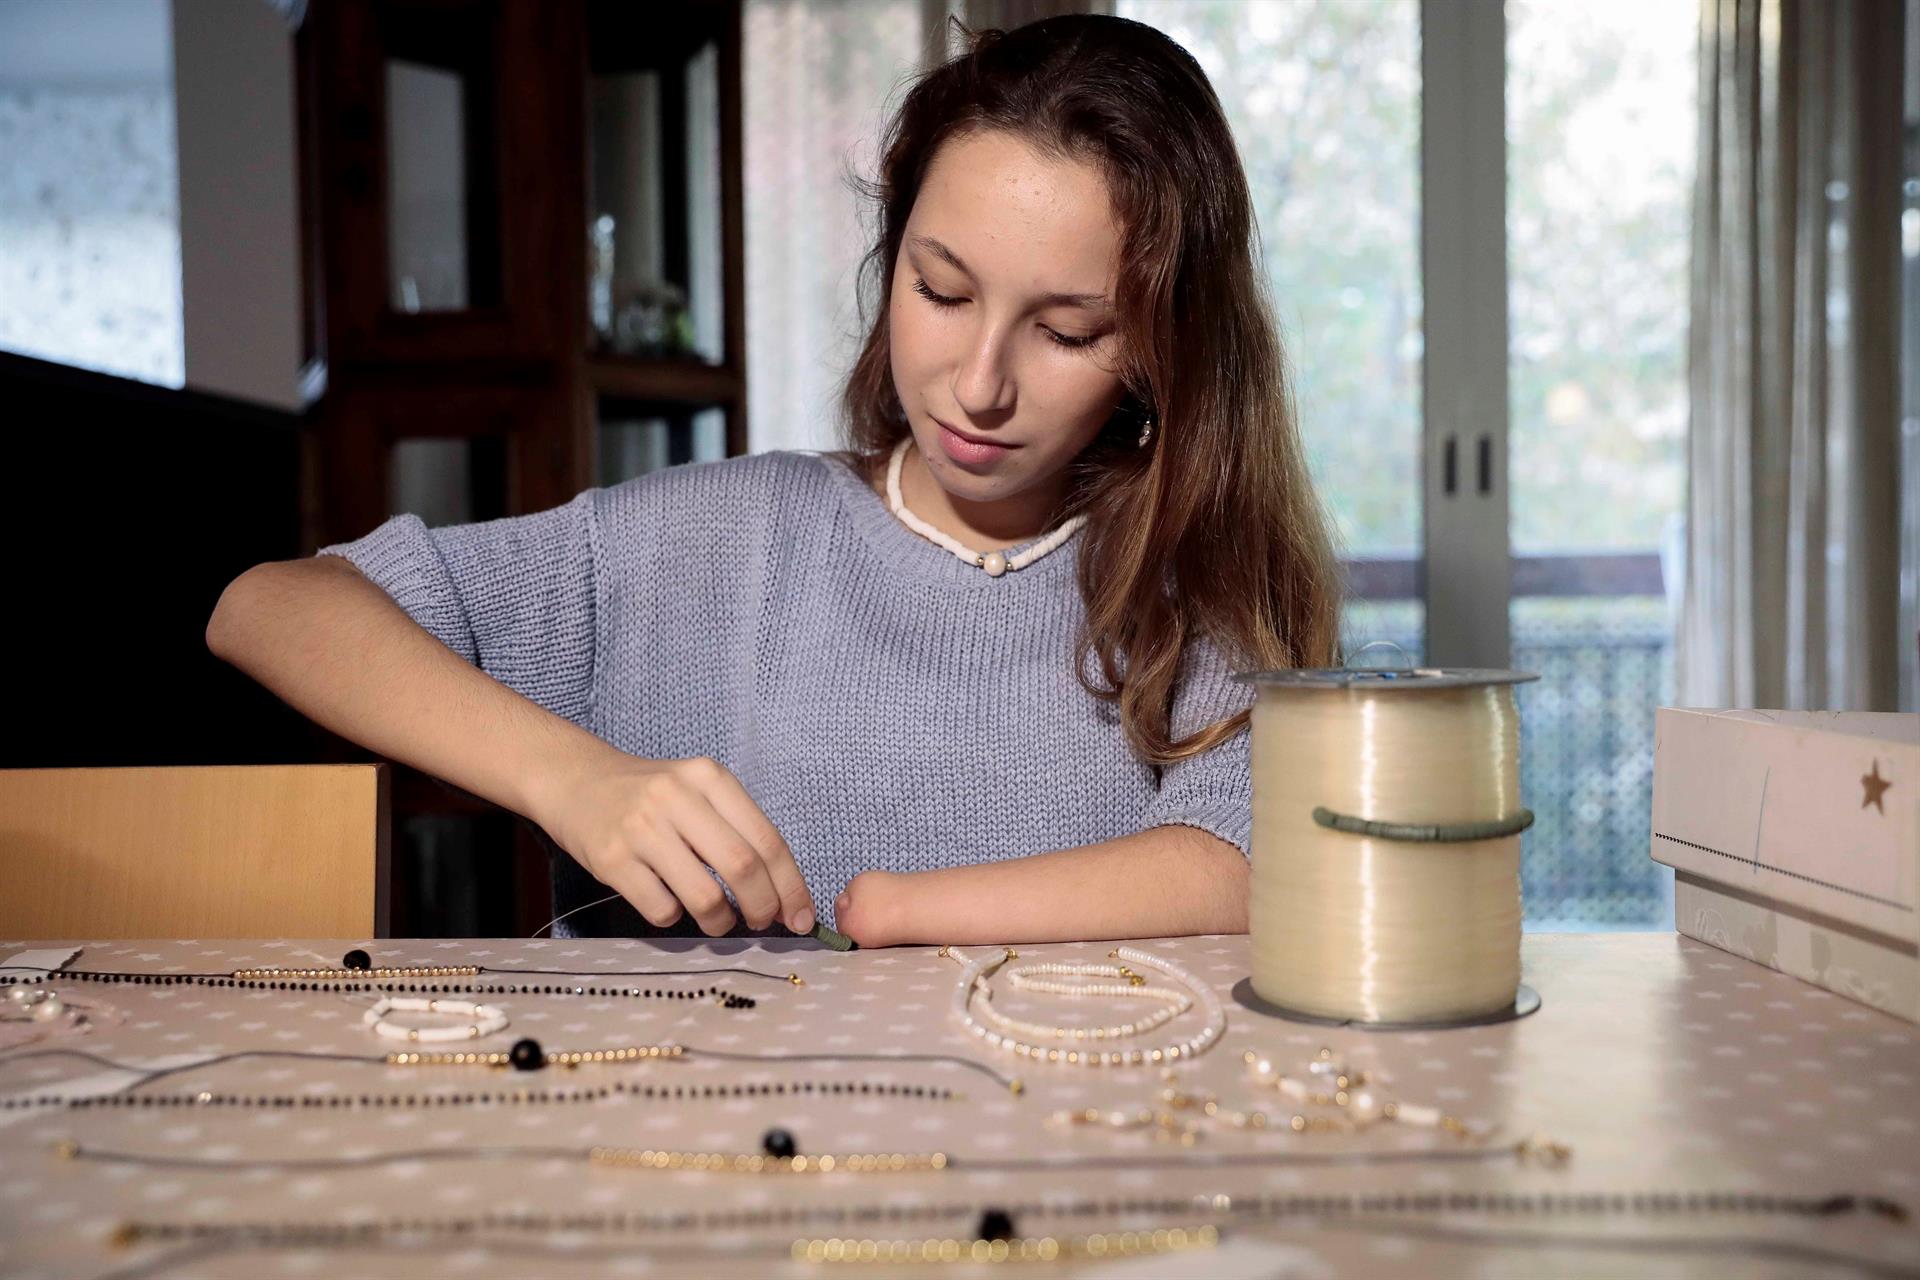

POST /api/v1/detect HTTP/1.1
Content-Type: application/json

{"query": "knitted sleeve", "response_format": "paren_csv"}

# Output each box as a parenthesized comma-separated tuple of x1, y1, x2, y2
(313, 489, 600, 726)
(1137, 635, 1257, 859)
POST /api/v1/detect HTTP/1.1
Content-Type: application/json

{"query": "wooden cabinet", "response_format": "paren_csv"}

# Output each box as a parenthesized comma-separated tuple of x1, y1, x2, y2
(297, 0, 746, 934)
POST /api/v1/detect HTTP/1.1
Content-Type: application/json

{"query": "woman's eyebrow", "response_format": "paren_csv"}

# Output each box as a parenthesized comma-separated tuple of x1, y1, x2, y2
(909, 234, 1113, 312)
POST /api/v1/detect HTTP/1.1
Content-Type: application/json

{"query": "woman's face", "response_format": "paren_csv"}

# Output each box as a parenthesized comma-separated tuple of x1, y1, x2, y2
(889, 129, 1128, 507)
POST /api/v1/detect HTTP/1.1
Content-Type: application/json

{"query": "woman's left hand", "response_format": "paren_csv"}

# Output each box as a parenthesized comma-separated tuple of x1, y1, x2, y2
(834, 870, 904, 948)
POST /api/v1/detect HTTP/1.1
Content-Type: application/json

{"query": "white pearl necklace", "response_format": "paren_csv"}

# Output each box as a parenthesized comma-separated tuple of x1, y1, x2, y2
(362, 995, 508, 1044)
(943, 945, 1226, 1068)
(991, 960, 1193, 1042)
(886, 436, 1087, 577)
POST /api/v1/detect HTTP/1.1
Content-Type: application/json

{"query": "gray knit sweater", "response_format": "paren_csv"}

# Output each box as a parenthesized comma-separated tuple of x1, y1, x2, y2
(317, 449, 1253, 937)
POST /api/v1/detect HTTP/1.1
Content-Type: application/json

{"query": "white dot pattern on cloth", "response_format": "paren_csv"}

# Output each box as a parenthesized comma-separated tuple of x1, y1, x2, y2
(0, 934, 1916, 1278)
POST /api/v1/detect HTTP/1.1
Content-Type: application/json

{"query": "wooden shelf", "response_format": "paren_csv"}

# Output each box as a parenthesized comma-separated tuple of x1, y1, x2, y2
(299, 0, 747, 931)
(586, 353, 743, 406)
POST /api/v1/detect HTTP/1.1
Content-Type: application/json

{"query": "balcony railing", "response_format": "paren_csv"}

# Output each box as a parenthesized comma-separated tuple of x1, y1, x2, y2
(1337, 551, 1675, 930)
(1344, 551, 1666, 600)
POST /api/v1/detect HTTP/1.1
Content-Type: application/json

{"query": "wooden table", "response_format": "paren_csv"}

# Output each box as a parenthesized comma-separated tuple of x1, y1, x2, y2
(0, 933, 1914, 1279)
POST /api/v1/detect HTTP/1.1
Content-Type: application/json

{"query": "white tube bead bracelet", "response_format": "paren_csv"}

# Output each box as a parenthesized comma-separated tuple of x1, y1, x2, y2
(362, 996, 509, 1044)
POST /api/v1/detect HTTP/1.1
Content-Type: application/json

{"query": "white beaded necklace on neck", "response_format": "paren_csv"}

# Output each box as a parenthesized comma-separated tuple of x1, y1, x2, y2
(885, 436, 1087, 578)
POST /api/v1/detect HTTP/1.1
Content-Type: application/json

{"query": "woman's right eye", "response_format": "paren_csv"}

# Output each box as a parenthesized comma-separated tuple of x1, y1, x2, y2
(911, 277, 963, 308)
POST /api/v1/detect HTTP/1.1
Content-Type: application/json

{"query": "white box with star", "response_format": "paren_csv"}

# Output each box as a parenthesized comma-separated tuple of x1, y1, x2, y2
(1650, 707, 1918, 1023)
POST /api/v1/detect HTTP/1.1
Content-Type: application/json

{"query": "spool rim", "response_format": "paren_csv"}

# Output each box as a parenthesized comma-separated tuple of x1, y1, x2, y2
(1229, 979, 1542, 1030)
(1231, 667, 1539, 689)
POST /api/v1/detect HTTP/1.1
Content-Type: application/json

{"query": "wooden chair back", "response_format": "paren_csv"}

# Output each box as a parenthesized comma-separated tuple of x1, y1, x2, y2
(0, 765, 389, 939)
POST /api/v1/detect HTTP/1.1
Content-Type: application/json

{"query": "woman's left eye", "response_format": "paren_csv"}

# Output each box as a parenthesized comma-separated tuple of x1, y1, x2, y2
(911, 277, 963, 309)
(910, 277, 1102, 350)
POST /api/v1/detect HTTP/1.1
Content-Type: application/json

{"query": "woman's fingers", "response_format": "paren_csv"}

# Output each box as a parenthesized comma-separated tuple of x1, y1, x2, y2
(667, 791, 785, 931)
(692, 763, 816, 932)
(641, 822, 740, 937)
(599, 859, 682, 930)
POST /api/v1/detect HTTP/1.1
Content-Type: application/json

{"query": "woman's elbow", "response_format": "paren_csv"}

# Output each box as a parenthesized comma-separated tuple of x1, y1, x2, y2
(206, 566, 263, 660)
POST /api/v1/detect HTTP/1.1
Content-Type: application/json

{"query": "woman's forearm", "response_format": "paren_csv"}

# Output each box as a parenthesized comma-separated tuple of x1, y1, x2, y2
(834, 826, 1250, 947)
(205, 556, 615, 825)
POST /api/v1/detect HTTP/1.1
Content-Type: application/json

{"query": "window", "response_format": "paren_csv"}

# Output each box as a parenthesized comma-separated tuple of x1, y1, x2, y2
(0, 0, 183, 386)
(1118, 0, 1425, 663)
(743, 0, 925, 454)
(1507, 0, 1695, 927)
(1120, 0, 1697, 930)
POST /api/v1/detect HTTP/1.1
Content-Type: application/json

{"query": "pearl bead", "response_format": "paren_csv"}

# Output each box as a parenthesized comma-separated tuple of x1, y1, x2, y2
(982, 551, 1008, 577)
(31, 997, 65, 1022)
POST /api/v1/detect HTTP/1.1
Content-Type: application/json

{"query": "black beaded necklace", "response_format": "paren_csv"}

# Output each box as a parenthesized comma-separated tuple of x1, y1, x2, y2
(98, 1185, 1909, 1233)
(30, 1134, 1604, 1176)
(0, 1041, 1019, 1110)
(0, 946, 808, 1006)
(3, 1074, 961, 1112)
(95, 1189, 1916, 1280)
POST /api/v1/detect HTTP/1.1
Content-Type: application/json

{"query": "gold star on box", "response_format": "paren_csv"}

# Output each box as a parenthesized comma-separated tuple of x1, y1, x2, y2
(1861, 759, 1892, 815)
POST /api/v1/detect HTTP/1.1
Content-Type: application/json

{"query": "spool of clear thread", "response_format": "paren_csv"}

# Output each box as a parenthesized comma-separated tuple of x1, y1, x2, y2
(1247, 675, 1525, 1025)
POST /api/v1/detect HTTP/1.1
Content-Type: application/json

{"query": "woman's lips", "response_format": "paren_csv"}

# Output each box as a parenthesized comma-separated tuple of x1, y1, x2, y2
(935, 419, 1013, 466)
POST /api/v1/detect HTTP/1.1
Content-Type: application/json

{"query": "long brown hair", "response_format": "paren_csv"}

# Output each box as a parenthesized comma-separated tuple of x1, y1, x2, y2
(834, 13, 1342, 767)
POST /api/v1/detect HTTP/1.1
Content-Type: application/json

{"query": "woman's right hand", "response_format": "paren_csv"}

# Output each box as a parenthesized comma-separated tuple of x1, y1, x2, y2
(532, 750, 815, 937)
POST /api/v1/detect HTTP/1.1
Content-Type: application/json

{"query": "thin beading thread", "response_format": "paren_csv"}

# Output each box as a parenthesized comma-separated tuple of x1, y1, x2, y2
(530, 889, 625, 938)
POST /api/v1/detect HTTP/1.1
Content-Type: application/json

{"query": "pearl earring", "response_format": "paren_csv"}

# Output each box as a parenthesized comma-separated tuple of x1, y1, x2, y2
(1137, 414, 1155, 448)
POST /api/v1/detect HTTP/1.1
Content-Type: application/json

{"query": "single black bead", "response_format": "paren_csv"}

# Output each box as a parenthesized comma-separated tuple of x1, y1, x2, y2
(509, 1038, 545, 1071)
(342, 949, 371, 970)
(977, 1208, 1016, 1242)
(762, 1128, 797, 1159)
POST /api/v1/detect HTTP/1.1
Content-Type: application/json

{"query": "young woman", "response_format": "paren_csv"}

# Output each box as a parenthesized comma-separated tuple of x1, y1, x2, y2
(207, 14, 1340, 947)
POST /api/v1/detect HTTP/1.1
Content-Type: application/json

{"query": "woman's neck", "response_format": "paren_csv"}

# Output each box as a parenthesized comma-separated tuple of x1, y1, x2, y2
(872, 439, 1068, 551)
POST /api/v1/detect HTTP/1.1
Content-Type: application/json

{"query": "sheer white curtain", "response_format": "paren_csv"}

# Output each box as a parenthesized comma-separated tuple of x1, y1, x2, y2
(743, 0, 926, 454)
(1677, 0, 1908, 711)
(743, 0, 1110, 456)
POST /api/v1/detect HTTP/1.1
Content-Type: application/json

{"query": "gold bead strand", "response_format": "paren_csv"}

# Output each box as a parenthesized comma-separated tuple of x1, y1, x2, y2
(384, 1044, 685, 1068)
(588, 1147, 949, 1174)
(233, 966, 481, 982)
(792, 1225, 1218, 1264)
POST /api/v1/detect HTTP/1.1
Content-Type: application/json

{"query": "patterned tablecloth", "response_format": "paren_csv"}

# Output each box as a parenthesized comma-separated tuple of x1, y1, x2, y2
(0, 932, 1915, 1280)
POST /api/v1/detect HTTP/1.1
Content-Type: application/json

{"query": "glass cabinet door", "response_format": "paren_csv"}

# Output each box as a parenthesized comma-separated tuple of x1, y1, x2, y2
(378, 2, 503, 316)
(586, 2, 727, 366)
